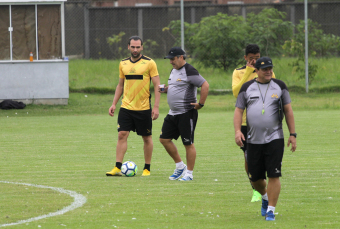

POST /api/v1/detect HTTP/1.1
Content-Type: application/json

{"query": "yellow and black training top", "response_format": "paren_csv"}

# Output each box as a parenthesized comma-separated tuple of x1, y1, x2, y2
(119, 55, 159, 111)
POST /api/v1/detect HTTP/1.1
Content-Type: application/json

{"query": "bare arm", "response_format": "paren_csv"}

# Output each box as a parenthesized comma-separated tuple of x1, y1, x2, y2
(284, 103, 297, 152)
(234, 107, 245, 147)
(151, 75, 160, 120)
(109, 78, 124, 117)
(191, 81, 209, 110)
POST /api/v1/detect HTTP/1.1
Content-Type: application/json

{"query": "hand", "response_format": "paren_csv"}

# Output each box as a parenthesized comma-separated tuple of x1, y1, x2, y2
(152, 107, 159, 120)
(109, 104, 116, 117)
(190, 103, 203, 110)
(235, 130, 245, 147)
(158, 86, 168, 93)
(246, 59, 256, 68)
(287, 136, 297, 152)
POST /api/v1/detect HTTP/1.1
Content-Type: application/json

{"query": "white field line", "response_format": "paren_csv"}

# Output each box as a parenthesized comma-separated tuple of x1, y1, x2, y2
(0, 181, 87, 227)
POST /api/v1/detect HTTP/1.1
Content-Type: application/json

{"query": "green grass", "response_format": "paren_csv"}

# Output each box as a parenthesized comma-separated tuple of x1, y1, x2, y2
(1, 92, 339, 119)
(69, 57, 340, 93)
(1, 108, 340, 228)
(0, 92, 340, 228)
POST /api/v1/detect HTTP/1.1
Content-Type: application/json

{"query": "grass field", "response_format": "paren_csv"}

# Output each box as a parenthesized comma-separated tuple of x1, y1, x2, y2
(69, 57, 340, 92)
(1, 92, 340, 228)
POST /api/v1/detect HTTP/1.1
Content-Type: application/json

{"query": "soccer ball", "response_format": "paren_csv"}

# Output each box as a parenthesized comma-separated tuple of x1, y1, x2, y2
(121, 161, 138, 177)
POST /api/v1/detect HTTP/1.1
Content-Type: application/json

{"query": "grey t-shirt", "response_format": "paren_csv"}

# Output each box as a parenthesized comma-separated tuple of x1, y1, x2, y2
(235, 78, 291, 144)
(167, 63, 206, 115)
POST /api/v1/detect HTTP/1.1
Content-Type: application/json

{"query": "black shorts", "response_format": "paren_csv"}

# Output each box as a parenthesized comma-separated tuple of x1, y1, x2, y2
(117, 108, 152, 136)
(160, 109, 198, 145)
(240, 125, 247, 153)
(247, 139, 284, 182)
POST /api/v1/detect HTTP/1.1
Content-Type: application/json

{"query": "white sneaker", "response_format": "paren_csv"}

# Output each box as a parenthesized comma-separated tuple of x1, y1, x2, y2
(169, 165, 187, 180)
(178, 173, 193, 181)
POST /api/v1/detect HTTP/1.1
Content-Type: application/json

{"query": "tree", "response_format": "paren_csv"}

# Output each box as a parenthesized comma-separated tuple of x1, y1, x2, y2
(283, 19, 340, 57)
(246, 8, 293, 57)
(191, 13, 249, 71)
(282, 19, 340, 84)
(164, 9, 292, 71)
(164, 13, 249, 71)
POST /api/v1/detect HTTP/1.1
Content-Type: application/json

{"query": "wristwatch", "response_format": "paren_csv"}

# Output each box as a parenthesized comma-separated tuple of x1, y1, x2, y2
(290, 133, 297, 138)
(198, 103, 204, 107)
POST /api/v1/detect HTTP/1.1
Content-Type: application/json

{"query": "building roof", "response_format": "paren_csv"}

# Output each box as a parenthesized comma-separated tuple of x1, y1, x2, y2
(0, 0, 67, 3)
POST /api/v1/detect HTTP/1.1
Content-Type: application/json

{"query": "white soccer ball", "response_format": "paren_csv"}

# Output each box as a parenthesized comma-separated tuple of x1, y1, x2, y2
(121, 161, 138, 177)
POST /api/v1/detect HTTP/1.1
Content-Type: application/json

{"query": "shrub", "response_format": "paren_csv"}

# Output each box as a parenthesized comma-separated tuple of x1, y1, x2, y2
(246, 8, 293, 57)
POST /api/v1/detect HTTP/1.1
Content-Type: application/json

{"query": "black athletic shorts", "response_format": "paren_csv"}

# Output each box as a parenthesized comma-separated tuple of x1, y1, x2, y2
(247, 139, 284, 182)
(117, 107, 152, 136)
(240, 125, 247, 153)
(160, 109, 198, 145)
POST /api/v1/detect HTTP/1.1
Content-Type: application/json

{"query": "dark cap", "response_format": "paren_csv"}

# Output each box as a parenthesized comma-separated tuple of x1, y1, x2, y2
(164, 47, 186, 59)
(255, 56, 274, 69)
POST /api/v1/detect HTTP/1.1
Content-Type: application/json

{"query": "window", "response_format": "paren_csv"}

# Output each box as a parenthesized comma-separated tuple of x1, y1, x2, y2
(0, 4, 61, 61)
(0, 5, 10, 60)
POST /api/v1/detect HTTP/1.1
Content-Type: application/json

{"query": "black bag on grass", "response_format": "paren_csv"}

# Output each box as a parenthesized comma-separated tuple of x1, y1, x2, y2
(0, 100, 26, 110)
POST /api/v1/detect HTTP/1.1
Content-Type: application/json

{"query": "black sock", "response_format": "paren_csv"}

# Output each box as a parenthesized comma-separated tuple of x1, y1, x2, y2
(116, 162, 122, 170)
(144, 164, 150, 171)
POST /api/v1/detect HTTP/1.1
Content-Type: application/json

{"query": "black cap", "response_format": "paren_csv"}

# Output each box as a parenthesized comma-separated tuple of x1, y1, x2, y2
(164, 47, 186, 59)
(255, 57, 274, 69)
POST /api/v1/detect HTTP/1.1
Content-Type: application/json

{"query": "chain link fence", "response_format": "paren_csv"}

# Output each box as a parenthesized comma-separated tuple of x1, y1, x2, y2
(64, 2, 340, 60)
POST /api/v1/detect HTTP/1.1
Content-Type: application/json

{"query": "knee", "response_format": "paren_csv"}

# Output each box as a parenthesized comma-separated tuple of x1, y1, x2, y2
(142, 135, 152, 144)
(118, 131, 129, 141)
(252, 179, 266, 188)
(159, 138, 169, 145)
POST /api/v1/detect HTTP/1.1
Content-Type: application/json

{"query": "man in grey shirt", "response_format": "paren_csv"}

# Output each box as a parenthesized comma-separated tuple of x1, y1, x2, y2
(234, 57, 297, 221)
(159, 47, 209, 181)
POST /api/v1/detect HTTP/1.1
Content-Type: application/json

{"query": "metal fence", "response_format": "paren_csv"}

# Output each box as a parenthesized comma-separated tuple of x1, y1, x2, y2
(64, 1, 340, 59)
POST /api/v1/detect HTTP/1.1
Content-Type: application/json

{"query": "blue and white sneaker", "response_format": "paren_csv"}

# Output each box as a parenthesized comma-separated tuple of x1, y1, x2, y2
(169, 165, 187, 180)
(265, 210, 275, 221)
(179, 173, 193, 181)
(261, 199, 268, 216)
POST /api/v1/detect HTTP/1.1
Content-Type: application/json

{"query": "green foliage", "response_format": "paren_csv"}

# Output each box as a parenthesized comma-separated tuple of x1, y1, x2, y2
(281, 19, 340, 84)
(288, 58, 318, 84)
(106, 32, 159, 60)
(283, 19, 340, 57)
(282, 37, 318, 84)
(191, 13, 248, 71)
(246, 8, 293, 57)
(142, 39, 159, 58)
(164, 9, 293, 71)
(163, 20, 199, 56)
(164, 13, 248, 71)
(106, 31, 128, 59)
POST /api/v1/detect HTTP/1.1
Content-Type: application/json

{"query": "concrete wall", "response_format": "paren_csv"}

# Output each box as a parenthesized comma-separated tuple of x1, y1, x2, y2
(0, 60, 69, 105)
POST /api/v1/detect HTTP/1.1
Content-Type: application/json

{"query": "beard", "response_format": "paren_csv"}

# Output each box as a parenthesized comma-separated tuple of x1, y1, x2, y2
(131, 51, 141, 58)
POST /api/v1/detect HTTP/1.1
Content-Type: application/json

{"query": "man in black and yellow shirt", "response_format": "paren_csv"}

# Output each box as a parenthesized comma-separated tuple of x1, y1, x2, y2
(106, 36, 160, 177)
(232, 44, 276, 202)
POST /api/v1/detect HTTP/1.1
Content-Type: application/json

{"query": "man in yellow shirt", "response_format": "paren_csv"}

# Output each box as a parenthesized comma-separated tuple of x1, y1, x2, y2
(232, 44, 276, 202)
(106, 36, 160, 177)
